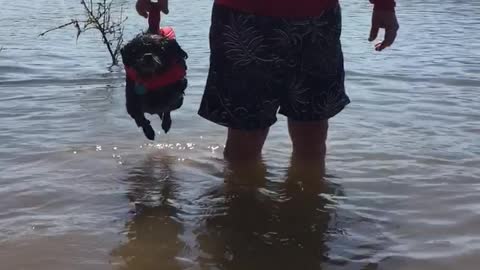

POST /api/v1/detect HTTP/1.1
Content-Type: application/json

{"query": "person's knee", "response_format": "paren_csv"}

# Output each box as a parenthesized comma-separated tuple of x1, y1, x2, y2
(224, 128, 269, 161)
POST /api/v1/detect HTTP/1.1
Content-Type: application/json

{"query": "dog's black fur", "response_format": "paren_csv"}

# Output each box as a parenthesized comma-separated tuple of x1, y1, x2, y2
(121, 32, 188, 140)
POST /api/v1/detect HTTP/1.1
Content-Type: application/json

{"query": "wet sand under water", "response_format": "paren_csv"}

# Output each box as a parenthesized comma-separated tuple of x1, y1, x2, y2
(1, 0, 480, 269)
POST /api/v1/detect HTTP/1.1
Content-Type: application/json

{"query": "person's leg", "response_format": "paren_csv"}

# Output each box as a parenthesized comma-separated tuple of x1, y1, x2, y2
(278, 5, 347, 177)
(288, 119, 329, 175)
(224, 128, 269, 162)
(198, 4, 279, 163)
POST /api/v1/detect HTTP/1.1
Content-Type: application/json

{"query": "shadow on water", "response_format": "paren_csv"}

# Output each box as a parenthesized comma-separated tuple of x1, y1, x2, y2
(196, 158, 343, 270)
(112, 155, 185, 270)
(113, 154, 344, 270)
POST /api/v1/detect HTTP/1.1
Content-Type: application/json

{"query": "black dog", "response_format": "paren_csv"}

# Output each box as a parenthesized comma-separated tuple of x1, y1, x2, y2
(121, 30, 188, 140)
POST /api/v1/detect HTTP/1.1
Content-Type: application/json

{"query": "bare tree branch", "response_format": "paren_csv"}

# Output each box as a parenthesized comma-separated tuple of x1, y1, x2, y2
(39, 20, 79, 37)
(39, 0, 127, 66)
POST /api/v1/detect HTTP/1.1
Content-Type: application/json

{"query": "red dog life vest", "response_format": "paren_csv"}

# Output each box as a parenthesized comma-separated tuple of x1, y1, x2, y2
(124, 27, 186, 92)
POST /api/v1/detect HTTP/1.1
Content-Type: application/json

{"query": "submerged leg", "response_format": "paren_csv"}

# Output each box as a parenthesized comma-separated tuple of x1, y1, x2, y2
(288, 119, 329, 177)
(224, 128, 269, 162)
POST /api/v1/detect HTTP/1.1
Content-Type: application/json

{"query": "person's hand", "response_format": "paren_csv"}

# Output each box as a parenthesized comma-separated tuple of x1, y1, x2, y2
(369, 10, 399, 51)
(136, 0, 169, 18)
(136, 0, 150, 18)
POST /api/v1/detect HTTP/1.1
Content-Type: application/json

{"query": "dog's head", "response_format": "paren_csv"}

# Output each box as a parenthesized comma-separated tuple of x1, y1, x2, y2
(121, 33, 172, 79)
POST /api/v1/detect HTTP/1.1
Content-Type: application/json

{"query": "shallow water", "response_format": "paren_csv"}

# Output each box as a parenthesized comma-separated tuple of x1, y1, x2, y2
(1, 0, 479, 269)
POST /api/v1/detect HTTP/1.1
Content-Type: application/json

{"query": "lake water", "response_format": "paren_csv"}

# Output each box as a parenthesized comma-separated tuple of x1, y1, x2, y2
(1, 0, 479, 269)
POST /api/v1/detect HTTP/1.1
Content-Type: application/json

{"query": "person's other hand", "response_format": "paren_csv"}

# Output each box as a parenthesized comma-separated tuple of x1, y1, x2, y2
(136, 0, 169, 18)
(369, 10, 399, 51)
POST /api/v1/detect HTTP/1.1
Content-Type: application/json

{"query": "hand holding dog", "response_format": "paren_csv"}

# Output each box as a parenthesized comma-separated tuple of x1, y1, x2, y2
(136, 0, 169, 18)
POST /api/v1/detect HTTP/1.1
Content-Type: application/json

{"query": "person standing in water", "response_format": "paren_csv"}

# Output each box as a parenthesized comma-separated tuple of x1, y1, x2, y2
(136, 0, 399, 175)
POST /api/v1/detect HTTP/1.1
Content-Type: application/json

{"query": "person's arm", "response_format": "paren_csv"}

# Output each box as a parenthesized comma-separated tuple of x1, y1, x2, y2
(368, 0, 399, 51)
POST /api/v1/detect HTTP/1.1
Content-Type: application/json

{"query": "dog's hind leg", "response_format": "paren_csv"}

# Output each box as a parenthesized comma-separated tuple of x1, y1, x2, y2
(159, 112, 172, 134)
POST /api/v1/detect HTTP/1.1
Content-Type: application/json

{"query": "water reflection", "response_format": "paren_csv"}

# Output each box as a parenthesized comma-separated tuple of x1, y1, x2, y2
(113, 154, 342, 270)
(112, 155, 184, 270)
(197, 158, 340, 270)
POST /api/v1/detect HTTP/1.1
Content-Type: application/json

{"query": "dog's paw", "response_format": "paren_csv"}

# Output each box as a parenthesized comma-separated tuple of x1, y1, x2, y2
(161, 113, 172, 134)
(142, 125, 156, 141)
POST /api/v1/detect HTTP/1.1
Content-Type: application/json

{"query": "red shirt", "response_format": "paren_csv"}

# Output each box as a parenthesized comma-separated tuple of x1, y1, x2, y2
(215, 0, 396, 17)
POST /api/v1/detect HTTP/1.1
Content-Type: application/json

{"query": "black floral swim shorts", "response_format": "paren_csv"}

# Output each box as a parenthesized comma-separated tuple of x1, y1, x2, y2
(198, 4, 350, 130)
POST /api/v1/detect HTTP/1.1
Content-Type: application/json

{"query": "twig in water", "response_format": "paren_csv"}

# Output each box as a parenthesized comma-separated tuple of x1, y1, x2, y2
(39, 20, 80, 37)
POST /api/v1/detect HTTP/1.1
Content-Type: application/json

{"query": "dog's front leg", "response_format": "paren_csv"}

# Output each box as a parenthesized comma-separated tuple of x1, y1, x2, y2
(126, 78, 155, 140)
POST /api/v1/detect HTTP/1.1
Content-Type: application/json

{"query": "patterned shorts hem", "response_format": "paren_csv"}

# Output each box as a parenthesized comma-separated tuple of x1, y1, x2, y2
(197, 110, 277, 130)
(278, 99, 351, 122)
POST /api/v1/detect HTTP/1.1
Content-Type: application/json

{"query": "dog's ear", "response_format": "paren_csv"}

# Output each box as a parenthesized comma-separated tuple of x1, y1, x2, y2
(166, 39, 188, 60)
(120, 47, 126, 64)
(121, 35, 145, 66)
(120, 44, 132, 66)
